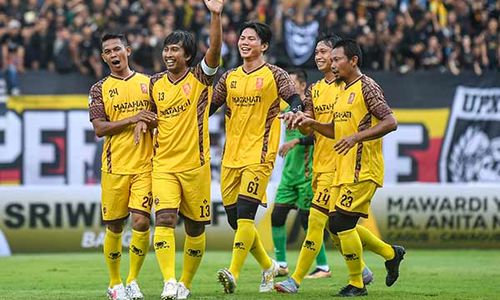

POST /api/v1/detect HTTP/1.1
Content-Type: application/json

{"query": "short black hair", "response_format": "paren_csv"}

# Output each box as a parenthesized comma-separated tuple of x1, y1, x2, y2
(163, 30, 197, 66)
(239, 22, 272, 47)
(333, 39, 363, 67)
(101, 33, 128, 49)
(288, 68, 308, 84)
(317, 34, 342, 49)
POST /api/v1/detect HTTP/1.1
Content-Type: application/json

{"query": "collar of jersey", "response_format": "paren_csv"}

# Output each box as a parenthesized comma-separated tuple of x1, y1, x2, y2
(110, 71, 136, 81)
(167, 69, 190, 85)
(241, 62, 267, 75)
(344, 74, 364, 90)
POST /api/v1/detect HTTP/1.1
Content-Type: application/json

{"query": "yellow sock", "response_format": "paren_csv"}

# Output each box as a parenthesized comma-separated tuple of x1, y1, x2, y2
(104, 228, 122, 287)
(179, 233, 206, 289)
(338, 228, 364, 288)
(126, 229, 150, 284)
(291, 208, 328, 285)
(356, 225, 395, 260)
(154, 226, 176, 281)
(228, 219, 256, 280)
(331, 232, 367, 269)
(250, 227, 272, 270)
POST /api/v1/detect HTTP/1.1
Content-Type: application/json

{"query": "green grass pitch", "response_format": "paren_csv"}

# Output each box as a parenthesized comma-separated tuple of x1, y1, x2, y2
(1, 249, 499, 299)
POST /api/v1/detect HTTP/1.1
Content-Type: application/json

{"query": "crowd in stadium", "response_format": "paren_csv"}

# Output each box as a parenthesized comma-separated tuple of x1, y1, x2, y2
(0, 0, 498, 88)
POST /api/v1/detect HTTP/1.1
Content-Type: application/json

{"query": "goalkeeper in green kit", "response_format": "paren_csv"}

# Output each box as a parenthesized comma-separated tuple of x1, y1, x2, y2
(271, 69, 331, 279)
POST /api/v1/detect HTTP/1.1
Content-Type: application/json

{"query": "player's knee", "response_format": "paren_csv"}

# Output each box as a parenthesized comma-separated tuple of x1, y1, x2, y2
(106, 220, 124, 233)
(237, 196, 259, 220)
(184, 217, 205, 237)
(155, 212, 177, 228)
(329, 212, 358, 234)
(271, 206, 291, 227)
(225, 206, 238, 230)
(131, 213, 150, 232)
(298, 209, 310, 230)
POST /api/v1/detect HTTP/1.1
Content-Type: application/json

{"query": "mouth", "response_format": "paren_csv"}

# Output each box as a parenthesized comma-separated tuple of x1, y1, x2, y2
(240, 47, 251, 54)
(111, 59, 120, 66)
(164, 58, 175, 67)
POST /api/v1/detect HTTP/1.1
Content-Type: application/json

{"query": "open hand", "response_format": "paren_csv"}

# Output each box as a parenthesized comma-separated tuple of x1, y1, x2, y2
(204, 0, 224, 14)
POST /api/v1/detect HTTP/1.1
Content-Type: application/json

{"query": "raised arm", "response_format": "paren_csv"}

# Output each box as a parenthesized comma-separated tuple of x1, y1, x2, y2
(204, 0, 224, 68)
(209, 69, 230, 116)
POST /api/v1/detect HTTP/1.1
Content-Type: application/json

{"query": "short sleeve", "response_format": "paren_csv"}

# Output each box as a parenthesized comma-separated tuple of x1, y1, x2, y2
(269, 65, 297, 101)
(212, 70, 231, 108)
(88, 81, 106, 121)
(361, 76, 392, 120)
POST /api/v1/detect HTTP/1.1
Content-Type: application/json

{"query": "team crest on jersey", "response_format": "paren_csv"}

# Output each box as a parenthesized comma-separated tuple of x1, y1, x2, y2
(256, 78, 264, 90)
(182, 83, 192, 96)
(348, 92, 356, 104)
(140, 83, 148, 94)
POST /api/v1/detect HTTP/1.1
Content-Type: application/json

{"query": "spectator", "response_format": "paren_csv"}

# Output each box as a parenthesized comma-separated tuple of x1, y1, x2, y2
(53, 27, 74, 74)
(1, 19, 24, 95)
(0, 0, 496, 76)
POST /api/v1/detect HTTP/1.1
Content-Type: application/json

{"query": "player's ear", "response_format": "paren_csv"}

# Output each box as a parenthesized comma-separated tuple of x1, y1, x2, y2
(184, 53, 192, 63)
(261, 42, 269, 52)
(126, 46, 132, 57)
(351, 55, 359, 68)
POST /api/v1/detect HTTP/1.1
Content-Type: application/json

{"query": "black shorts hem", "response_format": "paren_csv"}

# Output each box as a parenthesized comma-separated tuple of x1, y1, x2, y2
(129, 208, 151, 219)
(102, 213, 129, 224)
(332, 206, 368, 218)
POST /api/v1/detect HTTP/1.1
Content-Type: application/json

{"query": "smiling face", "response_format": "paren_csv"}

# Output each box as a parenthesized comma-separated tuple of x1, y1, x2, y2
(101, 38, 131, 74)
(238, 28, 267, 59)
(162, 42, 189, 73)
(314, 40, 334, 73)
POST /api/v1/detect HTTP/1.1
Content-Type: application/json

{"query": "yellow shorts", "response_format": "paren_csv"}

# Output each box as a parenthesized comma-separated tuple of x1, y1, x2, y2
(101, 171, 152, 223)
(310, 172, 335, 215)
(152, 163, 211, 224)
(221, 162, 273, 207)
(329, 180, 378, 218)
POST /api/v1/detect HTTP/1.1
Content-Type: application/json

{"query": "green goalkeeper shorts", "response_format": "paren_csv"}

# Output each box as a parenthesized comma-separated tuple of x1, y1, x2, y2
(274, 181, 314, 211)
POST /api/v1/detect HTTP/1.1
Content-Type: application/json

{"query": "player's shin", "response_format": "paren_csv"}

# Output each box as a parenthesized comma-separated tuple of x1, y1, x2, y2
(104, 228, 123, 286)
(180, 232, 206, 288)
(250, 227, 273, 270)
(127, 228, 150, 284)
(154, 226, 176, 281)
(291, 208, 328, 285)
(338, 228, 364, 288)
(356, 224, 395, 260)
(228, 219, 256, 280)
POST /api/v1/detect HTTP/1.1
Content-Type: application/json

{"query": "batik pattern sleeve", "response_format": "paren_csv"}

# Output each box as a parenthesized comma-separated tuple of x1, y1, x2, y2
(361, 76, 392, 120)
(88, 79, 106, 121)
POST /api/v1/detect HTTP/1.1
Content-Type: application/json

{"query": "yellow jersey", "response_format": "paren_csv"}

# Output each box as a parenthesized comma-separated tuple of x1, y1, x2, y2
(150, 63, 215, 172)
(88, 72, 153, 174)
(213, 63, 296, 168)
(303, 78, 344, 173)
(332, 74, 392, 186)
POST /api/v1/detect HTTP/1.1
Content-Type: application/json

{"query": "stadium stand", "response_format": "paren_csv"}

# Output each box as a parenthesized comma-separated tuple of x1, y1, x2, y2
(0, 0, 498, 94)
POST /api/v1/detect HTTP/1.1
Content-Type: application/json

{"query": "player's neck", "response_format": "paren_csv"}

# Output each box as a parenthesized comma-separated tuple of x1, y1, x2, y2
(324, 71, 335, 83)
(344, 69, 363, 86)
(111, 67, 134, 79)
(168, 67, 189, 82)
(242, 57, 265, 73)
